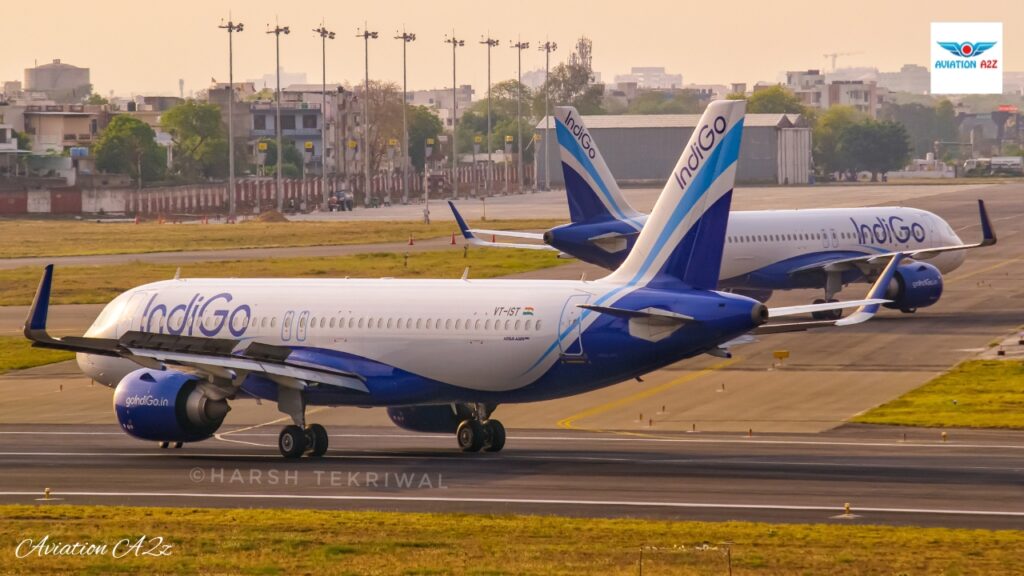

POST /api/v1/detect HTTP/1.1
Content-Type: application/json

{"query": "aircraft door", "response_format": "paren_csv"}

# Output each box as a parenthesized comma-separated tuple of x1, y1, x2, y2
(829, 228, 839, 248)
(281, 311, 295, 341)
(116, 292, 151, 337)
(296, 311, 310, 342)
(820, 228, 830, 249)
(558, 294, 590, 357)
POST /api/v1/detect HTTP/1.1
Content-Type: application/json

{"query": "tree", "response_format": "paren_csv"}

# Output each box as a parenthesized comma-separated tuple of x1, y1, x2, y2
(85, 93, 108, 105)
(813, 105, 865, 176)
(93, 115, 165, 182)
(839, 120, 910, 180)
(456, 80, 534, 155)
(162, 101, 228, 180)
(406, 105, 443, 171)
(12, 130, 31, 151)
(257, 138, 304, 178)
(732, 85, 807, 114)
(533, 37, 605, 118)
(627, 90, 703, 114)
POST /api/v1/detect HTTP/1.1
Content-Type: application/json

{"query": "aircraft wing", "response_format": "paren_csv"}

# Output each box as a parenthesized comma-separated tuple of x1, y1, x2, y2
(788, 200, 995, 277)
(753, 252, 904, 334)
(23, 265, 368, 394)
(448, 201, 556, 251)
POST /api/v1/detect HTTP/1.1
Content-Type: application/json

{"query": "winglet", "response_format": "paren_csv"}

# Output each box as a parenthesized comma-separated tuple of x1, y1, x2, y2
(978, 199, 996, 246)
(835, 253, 904, 326)
(448, 201, 476, 240)
(25, 264, 54, 338)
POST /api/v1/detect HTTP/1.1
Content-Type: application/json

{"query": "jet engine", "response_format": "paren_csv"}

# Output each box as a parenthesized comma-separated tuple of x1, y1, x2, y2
(883, 262, 944, 312)
(113, 369, 229, 442)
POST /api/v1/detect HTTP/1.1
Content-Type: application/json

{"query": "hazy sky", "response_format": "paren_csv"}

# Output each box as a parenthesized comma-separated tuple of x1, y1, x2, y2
(3, 0, 1021, 97)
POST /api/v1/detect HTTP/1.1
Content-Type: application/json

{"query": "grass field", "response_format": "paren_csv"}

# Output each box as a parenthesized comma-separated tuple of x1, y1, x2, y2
(0, 337, 74, 375)
(0, 218, 562, 259)
(0, 248, 570, 306)
(2, 505, 1021, 575)
(853, 360, 1024, 428)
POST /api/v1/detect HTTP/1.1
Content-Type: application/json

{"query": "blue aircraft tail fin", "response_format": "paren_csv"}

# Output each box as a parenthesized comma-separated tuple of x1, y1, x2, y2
(605, 100, 746, 289)
(555, 106, 642, 228)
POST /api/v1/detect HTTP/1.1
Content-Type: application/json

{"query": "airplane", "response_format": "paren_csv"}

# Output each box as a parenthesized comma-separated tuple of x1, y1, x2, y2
(24, 100, 899, 459)
(450, 106, 995, 320)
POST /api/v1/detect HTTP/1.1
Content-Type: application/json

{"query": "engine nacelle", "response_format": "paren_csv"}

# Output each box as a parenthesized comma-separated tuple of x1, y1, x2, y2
(113, 369, 229, 443)
(883, 262, 943, 311)
(387, 404, 475, 434)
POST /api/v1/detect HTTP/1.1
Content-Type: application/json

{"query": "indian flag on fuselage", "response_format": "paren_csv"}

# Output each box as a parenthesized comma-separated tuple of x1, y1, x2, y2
(604, 100, 746, 290)
(523, 306, 535, 316)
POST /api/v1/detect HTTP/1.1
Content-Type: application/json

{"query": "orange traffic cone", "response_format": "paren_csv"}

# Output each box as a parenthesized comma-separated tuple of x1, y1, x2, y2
(408, 234, 415, 246)
(450, 232, 457, 245)
(134, 215, 140, 225)
(491, 234, 496, 243)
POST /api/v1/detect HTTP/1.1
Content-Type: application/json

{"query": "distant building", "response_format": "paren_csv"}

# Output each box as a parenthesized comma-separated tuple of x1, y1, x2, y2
(535, 113, 813, 185)
(248, 69, 308, 91)
(24, 59, 91, 103)
(22, 104, 110, 154)
(683, 84, 729, 102)
(614, 67, 682, 90)
(784, 70, 887, 117)
(877, 64, 930, 95)
(407, 85, 474, 127)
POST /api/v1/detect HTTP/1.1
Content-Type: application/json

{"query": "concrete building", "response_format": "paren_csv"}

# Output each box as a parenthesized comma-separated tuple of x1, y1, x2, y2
(877, 64, 930, 95)
(784, 71, 887, 117)
(407, 85, 474, 127)
(24, 59, 91, 102)
(22, 104, 109, 154)
(248, 69, 307, 91)
(683, 84, 730, 103)
(249, 84, 358, 176)
(535, 113, 813, 186)
(614, 67, 682, 90)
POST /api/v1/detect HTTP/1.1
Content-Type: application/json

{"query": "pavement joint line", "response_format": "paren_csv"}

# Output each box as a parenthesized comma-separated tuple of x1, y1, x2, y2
(1, 490, 1022, 518)
(556, 357, 739, 430)
(945, 256, 1023, 285)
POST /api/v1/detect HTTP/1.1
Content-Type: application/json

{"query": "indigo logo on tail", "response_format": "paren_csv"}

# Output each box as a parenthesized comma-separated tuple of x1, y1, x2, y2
(673, 116, 727, 190)
(562, 110, 596, 159)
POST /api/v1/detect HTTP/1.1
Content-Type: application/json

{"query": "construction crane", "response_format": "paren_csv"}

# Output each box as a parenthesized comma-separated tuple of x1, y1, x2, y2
(823, 51, 863, 72)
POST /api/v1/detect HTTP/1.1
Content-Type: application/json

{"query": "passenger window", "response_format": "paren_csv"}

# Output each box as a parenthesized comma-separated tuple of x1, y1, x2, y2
(485, 319, 492, 330)
(475, 319, 482, 330)
(310, 316, 316, 327)
(416, 318, 423, 329)
(504, 319, 511, 330)
(515, 319, 521, 331)
(446, 319, 452, 330)
(455, 319, 462, 330)
(330, 317, 336, 328)
(377, 318, 383, 329)
(271, 317, 277, 328)
(525, 319, 532, 331)
(358, 318, 364, 329)
(261, 317, 267, 328)
(536, 320, 542, 331)
(387, 318, 393, 329)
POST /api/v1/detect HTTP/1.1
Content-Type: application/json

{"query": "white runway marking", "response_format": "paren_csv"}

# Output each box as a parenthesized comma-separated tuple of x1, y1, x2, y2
(0, 490, 1021, 518)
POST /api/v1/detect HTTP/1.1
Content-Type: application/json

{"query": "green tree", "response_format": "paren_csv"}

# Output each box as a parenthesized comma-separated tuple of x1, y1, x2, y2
(85, 93, 108, 105)
(731, 85, 807, 114)
(257, 138, 304, 178)
(12, 130, 31, 151)
(839, 120, 910, 180)
(93, 115, 165, 182)
(533, 37, 605, 118)
(457, 80, 534, 154)
(627, 90, 703, 114)
(813, 106, 865, 176)
(162, 101, 227, 180)
(407, 105, 443, 171)
(879, 101, 961, 158)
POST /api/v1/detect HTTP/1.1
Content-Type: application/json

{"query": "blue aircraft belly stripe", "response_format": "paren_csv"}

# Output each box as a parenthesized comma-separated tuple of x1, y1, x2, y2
(556, 122, 639, 228)
(627, 120, 744, 286)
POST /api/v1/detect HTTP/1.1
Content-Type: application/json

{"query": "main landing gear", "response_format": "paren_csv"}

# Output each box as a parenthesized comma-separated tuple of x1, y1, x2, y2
(811, 272, 845, 321)
(455, 404, 506, 453)
(276, 387, 329, 458)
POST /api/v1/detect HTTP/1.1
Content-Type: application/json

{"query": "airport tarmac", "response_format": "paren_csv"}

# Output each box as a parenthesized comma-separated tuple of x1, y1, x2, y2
(0, 423, 1021, 529)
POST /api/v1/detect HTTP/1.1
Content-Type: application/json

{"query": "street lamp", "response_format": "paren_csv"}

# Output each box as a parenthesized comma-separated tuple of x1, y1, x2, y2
(480, 36, 499, 196)
(444, 33, 464, 198)
(539, 40, 557, 191)
(357, 26, 378, 207)
(314, 24, 335, 208)
(510, 39, 529, 194)
(394, 29, 416, 205)
(218, 18, 243, 219)
(267, 22, 290, 212)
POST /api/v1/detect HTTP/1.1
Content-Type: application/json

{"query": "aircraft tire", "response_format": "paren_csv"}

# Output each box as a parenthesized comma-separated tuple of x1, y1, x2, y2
(279, 425, 307, 458)
(483, 420, 506, 452)
(306, 424, 329, 457)
(456, 420, 485, 452)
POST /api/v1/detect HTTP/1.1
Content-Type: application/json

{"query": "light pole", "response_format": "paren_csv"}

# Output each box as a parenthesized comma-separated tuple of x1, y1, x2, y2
(511, 39, 529, 194)
(480, 36, 499, 196)
(314, 24, 335, 208)
(219, 18, 243, 219)
(267, 22, 290, 212)
(394, 29, 416, 205)
(444, 33, 464, 198)
(539, 40, 557, 191)
(357, 26, 378, 207)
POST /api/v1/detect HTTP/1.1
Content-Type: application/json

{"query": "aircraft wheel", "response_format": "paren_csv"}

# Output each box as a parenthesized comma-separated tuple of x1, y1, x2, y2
(159, 441, 169, 449)
(900, 307, 917, 314)
(173, 442, 183, 449)
(811, 298, 827, 320)
(827, 299, 843, 320)
(306, 424, 329, 457)
(279, 425, 307, 458)
(456, 420, 484, 452)
(483, 420, 506, 452)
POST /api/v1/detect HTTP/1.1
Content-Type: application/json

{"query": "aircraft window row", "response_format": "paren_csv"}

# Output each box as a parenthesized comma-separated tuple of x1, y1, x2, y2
(244, 315, 543, 333)
(727, 231, 858, 244)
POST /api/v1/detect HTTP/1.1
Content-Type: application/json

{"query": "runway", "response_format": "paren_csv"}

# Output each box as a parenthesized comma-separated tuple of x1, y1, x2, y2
(1, 423, 1022, 529)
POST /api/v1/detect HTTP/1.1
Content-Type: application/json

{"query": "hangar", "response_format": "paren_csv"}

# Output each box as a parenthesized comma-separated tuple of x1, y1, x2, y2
(535, 113, 812, 186)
